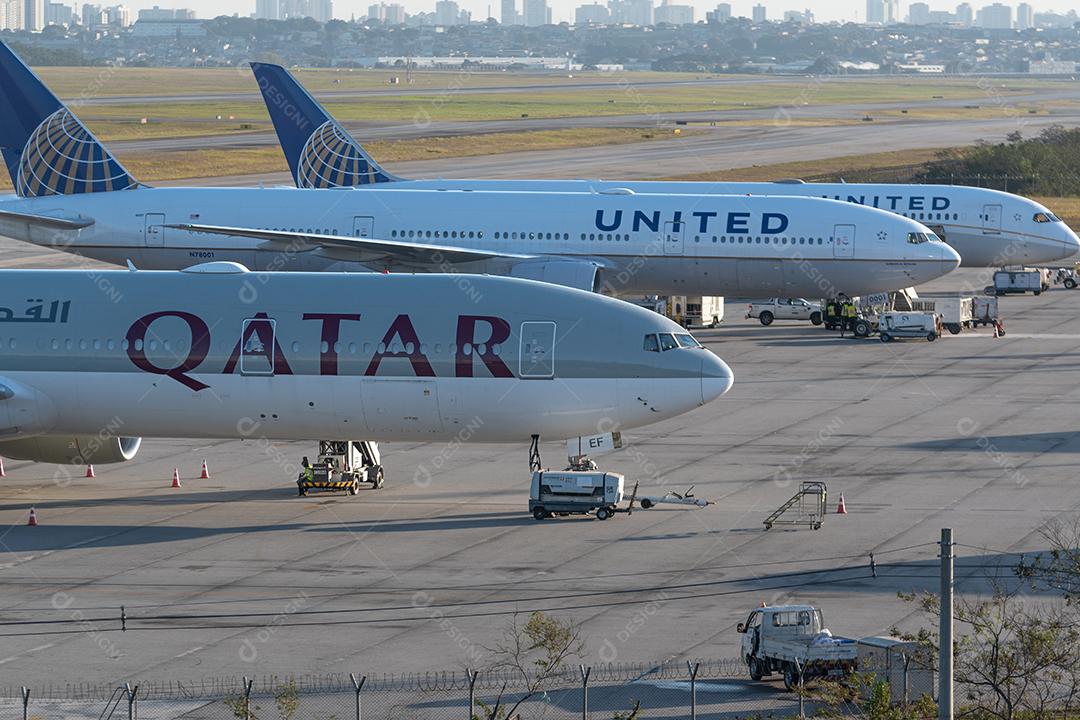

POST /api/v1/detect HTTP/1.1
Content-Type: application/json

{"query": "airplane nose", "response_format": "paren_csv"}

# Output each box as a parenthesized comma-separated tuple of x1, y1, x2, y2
(939, 242, 961, 274)
(701, 352, 734, 404)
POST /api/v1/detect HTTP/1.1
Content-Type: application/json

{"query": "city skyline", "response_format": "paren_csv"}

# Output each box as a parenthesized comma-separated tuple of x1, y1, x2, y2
(42, 0, 1080, 27)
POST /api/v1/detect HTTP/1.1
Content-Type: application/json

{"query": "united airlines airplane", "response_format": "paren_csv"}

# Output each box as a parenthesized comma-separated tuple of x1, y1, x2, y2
(251, 62, 1080, 268)
(0, 43, 958, 298)
(0, 266, 732, 465)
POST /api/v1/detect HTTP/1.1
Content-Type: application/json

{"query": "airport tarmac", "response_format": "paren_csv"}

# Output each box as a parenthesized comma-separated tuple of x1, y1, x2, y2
(0, 235, 1076, 686)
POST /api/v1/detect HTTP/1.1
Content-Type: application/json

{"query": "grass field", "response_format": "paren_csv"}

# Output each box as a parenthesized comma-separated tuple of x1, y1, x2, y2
(65, 77, 1056, 131)
(39, 67, 702, 98)
(0, 127, 693, 187)
(36, 66, 1068, 100)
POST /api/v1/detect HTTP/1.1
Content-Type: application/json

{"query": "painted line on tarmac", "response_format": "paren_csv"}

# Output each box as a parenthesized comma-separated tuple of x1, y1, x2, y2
(949, 333, 1080, 339)
(0, 642, 56, 665)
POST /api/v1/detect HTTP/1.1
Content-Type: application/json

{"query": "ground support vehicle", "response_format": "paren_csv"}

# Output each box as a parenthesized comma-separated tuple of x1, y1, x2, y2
(746, 298, 823, 326)
(987, 269, 1048, 296)
(674, 296, 725, 328)
(297, 440, 384, 497)
(878, 312, 941, 342)
(529, 470, 634, 520)
(913, 297, 974, 335)
(739, 605, 858, 690)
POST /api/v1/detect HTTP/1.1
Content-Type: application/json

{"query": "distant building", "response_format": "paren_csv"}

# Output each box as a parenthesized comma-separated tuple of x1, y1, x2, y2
(255, 0, 279, 19)
(1029, 57, 1076, 73)
(975, 2, 1010, 29)
(131, 16, 205, 33)
(500, 0, 515, 23)
(278, 0, 331, 22)
(1016, 2, 1032, 29)
(865, 0, 882, 23)
(367, 2, 404, 22)
(654, 0, 691, 24)
(24, 0, 42, 29)
(137, 4, 189, 19)
(574, 1, 607, 23)
(45, 0, 71, 23)
(0, 0, 22, 28)
(907, 1, 930, 24)
(955, 2, 972, 25)
(705, 2, 729, 22)
(751, 2, 764, 22)
(434, 0, 459, 24)
(521, 0, 547, 25)
(608, 0, 650, 24)
(782, 8, 811, 23)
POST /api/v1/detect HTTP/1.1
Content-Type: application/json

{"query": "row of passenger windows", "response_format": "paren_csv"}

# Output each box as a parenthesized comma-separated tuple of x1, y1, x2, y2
(391, 229, 485, 240)
(0, 338, 502, 357)
(388, 230, 830, 245)
(900, 212, 959, 222)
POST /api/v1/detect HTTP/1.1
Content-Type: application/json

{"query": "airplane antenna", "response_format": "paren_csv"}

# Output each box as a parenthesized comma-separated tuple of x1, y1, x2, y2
(125, 259, 137, 271)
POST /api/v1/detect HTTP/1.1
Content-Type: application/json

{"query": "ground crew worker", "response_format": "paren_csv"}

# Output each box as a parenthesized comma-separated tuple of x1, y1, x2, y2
(843, 302, 857, 335)
(300, 456, 314, 483)
(824, 301, 835, 328)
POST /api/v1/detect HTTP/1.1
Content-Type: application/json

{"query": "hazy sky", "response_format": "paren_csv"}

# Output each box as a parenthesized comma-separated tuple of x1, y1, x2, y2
(128, 0, 1076, 29)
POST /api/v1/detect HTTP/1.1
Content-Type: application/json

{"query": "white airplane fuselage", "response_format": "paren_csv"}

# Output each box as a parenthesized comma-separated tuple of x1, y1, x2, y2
(0, 187, 959, 298)
(363, 181, 1080, 268)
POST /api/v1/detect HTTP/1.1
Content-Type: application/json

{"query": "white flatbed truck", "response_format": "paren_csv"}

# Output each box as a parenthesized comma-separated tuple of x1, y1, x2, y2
(739, 604, 858, 690)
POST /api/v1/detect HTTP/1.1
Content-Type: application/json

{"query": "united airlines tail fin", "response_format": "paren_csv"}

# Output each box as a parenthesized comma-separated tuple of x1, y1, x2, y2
(0, 42, 138, 197)
(250, 62, 400, 188)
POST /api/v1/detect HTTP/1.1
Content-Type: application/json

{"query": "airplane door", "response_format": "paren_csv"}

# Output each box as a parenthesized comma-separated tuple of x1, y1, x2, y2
(982, 204, 1002, 235)
(362, 380, 443, 435)
(352, 216, 375, 238)
(663, 221, 684, 255)
(240, 318, 276, 376)
(520, 321, 556, 379)
(144, 213, 165, 247)
(833, 224, 855, 258)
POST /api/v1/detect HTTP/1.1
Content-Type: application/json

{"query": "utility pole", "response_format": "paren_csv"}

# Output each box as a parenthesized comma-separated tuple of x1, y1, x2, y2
(939, 528, 954, 720)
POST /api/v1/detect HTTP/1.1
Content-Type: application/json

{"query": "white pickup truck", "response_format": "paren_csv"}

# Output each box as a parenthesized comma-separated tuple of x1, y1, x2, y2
(745, 298, 823, 326)
(738, 604, 857, 690)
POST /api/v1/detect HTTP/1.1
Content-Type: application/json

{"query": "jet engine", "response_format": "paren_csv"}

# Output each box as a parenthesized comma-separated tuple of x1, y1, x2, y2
(0, 435, 142, 465)
(509, 260, 604, 293)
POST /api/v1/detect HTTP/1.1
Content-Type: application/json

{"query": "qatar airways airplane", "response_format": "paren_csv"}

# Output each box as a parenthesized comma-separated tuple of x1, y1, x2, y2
(250, 61, 1080, 268)
(0, 43, 956, 299)
(0, 266, 732, 466)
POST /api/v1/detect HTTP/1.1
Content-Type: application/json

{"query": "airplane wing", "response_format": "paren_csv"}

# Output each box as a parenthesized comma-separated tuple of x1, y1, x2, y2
(167, 223, 537, 265)
(0, 209, 94, 230)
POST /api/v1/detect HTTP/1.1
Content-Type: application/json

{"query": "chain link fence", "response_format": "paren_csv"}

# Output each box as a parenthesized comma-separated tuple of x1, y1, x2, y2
(0, 659, 843, 720)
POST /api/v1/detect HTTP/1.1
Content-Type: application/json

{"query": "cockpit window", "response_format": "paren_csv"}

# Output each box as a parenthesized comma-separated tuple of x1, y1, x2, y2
(907, 232, 940, 244)
(1033, 212, 1060, 223)
(643, 334, 660, 352)
(658, 333, 679, 351)
(675, 334, 701, 348)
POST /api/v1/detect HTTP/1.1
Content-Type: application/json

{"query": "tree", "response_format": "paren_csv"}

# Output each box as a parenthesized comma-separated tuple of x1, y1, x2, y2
(477, 611, 584, 720)
(897, 581, 1080, 720)
(1017, 516, 1080, 599)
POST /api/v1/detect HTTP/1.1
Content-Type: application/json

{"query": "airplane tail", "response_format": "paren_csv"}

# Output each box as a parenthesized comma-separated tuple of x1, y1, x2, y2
(250, 62, 400, 188)
(0, 42, 139, 197)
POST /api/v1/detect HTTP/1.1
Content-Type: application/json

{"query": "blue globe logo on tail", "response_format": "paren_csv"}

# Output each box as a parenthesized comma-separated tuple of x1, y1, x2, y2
(297, 121, 385, 189)
(17, 108, 137, 197)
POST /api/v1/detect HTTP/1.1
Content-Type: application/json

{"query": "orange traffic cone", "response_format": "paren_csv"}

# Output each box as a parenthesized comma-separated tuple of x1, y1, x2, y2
(85, 465, 95, 478)
(0, 456, 5, 478)
(27, 507, 37, 526)
(171, 468, 182, 488)
(200, 460, 210, 480)
(836, 494, 848, 514)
